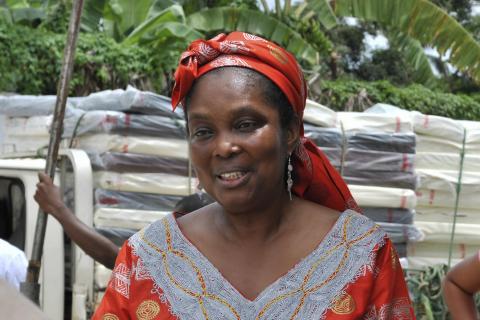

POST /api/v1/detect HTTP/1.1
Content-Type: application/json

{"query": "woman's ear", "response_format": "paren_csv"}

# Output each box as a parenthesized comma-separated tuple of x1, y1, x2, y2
(286, 116, 301, 154)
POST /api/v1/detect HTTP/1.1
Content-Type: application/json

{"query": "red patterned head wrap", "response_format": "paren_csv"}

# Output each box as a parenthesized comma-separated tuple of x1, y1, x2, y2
(172, 32, 359, 212)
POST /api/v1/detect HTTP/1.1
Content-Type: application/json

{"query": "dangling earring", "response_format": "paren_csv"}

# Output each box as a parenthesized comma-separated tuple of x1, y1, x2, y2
(287, 154, 293, 201)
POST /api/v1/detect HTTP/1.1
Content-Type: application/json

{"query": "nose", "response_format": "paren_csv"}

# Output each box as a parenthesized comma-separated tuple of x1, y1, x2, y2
(214, 132, 241, 158)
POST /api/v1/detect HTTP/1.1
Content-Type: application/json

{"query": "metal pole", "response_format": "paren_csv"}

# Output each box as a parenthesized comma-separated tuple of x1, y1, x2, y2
(21, 0, 84, 303)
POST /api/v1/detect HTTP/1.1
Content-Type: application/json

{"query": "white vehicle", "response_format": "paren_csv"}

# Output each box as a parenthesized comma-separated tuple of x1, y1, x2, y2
(0, 149, 95, 319)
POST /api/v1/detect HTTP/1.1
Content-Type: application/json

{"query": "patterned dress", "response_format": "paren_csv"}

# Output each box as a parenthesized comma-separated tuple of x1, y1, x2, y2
(93, 210, 415, 319)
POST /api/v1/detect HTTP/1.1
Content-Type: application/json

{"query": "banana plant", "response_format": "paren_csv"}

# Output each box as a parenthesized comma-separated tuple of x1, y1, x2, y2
(335, 0, 480, 83)
(122, 5, 199, 45)
(0, 0, 49, 24)
(388, 31, 438, 87)
(187, 7, 318, 65)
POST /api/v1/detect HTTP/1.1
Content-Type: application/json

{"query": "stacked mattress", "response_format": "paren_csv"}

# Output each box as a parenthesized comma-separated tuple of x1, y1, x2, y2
(365, 103, 480, 268)
(304, 109, 421, 257)
(69, 91, 193, 293)
(0, 87, 194, 295)
(409, 114, 480, 268)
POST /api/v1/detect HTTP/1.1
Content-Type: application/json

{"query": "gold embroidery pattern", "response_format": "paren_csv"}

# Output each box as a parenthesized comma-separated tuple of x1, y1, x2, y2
(140, 220, 241, 320)
(391, 246, 398, 272)
(133, 211, 384, 320)
(332, 293, 356, 315)
(102, 313, 119, 320)
(136, 300, 161, 320)
(256, 214, 379, 320)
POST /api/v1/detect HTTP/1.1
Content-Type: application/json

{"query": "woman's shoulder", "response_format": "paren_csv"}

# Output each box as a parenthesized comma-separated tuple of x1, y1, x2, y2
(298, 199, 386, 240)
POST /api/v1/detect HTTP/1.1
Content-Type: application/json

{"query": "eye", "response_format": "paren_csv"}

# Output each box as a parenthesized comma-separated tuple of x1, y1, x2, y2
(191, 127, 213, 139)
(236, 120, 258, 132)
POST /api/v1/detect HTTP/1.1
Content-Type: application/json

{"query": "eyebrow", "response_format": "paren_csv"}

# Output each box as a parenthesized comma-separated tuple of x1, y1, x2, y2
(230, 106, 263, 118)
(188, 105, 264, 122)
(188, 112, 211, 121)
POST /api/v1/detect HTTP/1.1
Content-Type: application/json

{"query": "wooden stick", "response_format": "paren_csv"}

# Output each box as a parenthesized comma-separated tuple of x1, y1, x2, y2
(21, 0, 84, 303)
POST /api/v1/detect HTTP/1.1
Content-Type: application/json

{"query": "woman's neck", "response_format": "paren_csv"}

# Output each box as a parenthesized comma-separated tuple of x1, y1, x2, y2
(213, 193, 296, 244)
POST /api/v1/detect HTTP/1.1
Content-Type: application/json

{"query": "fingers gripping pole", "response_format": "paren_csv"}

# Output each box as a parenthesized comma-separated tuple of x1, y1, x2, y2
(21, 0, 84, 303)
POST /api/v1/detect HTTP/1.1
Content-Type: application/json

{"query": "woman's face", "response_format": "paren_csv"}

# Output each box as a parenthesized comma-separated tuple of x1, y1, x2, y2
(186, 68, 298, 213)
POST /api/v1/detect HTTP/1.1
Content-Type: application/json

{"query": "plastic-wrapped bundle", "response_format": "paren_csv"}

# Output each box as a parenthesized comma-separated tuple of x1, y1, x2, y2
(89, 152, 191, 176)
(63, 111, 186, 138)
(377, 222, 424, 243)
(95, 227, 136, 246)
(416, 134, 480, 154)
(416, 188, 479, 209)
(415, 152, 480, 172)
(349, 185, 417, 209)
(95, 189, 183, 211)
(415, 206, 480, 224)
(337, 112, 413, 134)
(394, 243, 407, 258)
(362, 207, 414, 224)
(305, 127, 416, 155)
(416, 135, 465, 153)
(303, 99, 337, 127)
(0, 95, 78, 117)
(95, 263, 111, 289)
(408, 242, 479, 262)
(94, 171, 197, 196)
(407, 257, 462, 269)
(413, 221, 480, 245)
(304, 125, 342, 148)
(4, 116, 51, 136)
(1, 135, 69, 155)
(412, 112, 465, 143)
(318, 147, 341, 168)
(347, 133, 416, 154)
(1, 114, 78, 155)
(72, 134, 188, 159)
(417, 169, 480, 192)
(343, 169, 418, 189)
(94, 207, 169, 229)
(461, 120, 480, 146)
(345, 149, 414, 173)
(415, 169, 480, 209)
(73, 86, 183, 118)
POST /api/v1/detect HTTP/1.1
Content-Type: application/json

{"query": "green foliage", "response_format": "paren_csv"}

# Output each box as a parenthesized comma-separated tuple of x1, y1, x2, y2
(406, 265, 448, 320)
(302, 0, 337, 30)
(405, 265, 480, 320)
(328, 24, 366, 67)
(39, 1, 69, 33)
(312, 79, 480, 120)
(187, 6, 318, 65)
(430, 0, 471, 23)
(336, 0, 480, 84)
(356, 49, 416, 85)
(0, 22, 163, 95)
(295, 19, 332, 55)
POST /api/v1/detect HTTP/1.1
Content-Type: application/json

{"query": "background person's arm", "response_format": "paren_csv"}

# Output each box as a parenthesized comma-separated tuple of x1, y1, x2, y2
(443, 252, 480, 320)
(34, 172, 118, 269)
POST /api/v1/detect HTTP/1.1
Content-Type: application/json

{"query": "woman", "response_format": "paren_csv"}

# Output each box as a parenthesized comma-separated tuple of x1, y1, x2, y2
(93, 32, 414, 319)
(443, 251, 480, 319)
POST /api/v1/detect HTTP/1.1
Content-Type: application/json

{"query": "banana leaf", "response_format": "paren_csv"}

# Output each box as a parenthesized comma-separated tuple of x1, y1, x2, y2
(336, 0, 480, 83)
(187, 7, 318, 65)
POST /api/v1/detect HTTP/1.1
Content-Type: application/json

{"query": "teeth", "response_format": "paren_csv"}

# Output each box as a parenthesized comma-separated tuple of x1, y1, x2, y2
(220, 171, 245, 180)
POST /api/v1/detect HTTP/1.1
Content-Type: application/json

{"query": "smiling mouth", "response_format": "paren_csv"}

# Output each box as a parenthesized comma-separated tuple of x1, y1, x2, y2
(218, 171, 247, 181)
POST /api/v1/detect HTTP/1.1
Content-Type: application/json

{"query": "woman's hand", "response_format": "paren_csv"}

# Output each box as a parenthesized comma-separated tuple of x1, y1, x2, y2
(34, 172, 66, 219)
